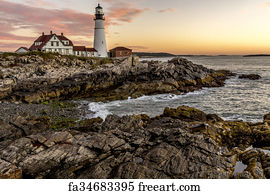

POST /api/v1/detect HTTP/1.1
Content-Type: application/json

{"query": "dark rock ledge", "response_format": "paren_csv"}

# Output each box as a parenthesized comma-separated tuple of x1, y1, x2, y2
(1, 106, 270, 179)
(239, 74, 261, 80)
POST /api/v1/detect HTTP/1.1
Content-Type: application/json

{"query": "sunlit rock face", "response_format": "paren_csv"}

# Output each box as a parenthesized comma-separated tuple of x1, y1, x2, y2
(0, 54, 233, 103)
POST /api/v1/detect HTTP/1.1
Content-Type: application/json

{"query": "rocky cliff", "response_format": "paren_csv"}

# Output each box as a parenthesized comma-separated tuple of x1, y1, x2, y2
(0, 53, 233, 103)
(1, 106, 270, 179)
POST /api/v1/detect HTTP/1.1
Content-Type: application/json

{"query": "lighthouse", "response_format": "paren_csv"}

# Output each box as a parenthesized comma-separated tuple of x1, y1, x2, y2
(94, 4, 108, 57)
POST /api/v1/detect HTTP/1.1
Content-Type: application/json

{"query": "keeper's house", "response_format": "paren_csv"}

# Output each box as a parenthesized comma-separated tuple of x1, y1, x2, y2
(29, 31, 97, 57)
(109, 47, 132, 58)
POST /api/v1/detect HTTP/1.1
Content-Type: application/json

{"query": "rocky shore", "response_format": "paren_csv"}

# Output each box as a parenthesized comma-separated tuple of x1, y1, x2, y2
(0, 52, 234, 103)
(1, 105, 270, 179)
(1, 52, 268, 179)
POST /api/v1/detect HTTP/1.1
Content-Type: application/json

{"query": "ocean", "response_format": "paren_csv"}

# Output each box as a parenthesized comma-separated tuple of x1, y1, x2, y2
(79, 55, 270, 122)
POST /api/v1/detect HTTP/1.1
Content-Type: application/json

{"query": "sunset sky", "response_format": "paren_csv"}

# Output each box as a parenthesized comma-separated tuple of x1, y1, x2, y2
(1, 0, 270, 54)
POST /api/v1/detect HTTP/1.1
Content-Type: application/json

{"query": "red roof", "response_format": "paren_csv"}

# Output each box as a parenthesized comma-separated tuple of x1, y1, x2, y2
(73, 46, 86, 51)
(110, 47, 132, 51)
(59, 35, 73, 46)
(29, 33, 73, 51)
(85, 48, 97, 52)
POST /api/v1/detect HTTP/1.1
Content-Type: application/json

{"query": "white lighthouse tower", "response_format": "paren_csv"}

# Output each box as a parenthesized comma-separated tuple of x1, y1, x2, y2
(94, 4, 108, 57)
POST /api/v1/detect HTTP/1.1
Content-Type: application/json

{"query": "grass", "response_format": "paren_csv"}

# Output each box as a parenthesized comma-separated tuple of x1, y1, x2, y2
(92, 57, 113, 69)
(50, 117, 77, 130)
(64, 55, 91, 61)
(0, 51, 114, 67)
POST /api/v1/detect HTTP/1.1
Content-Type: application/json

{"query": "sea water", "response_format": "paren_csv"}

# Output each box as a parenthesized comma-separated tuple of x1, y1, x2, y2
(80, 56, 270, 122)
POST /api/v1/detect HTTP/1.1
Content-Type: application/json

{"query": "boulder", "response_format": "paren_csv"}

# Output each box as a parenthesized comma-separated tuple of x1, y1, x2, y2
(263, 113, 270, 122)
(162, 106, 207, 122)
(239, 74, 261, 80)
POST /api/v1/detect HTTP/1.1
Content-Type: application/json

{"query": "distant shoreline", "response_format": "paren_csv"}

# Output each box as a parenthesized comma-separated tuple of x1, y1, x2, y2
(243, 54, 270, 57)
(134, 52, 247, 58)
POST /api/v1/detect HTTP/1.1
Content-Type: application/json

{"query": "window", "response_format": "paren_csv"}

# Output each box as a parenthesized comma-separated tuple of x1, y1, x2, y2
(77, 51, 79, 55)
(54, 36, 56, 40)
(51, 42, 54, 46)
(66, 49, 69, 55)
(56, 42, 59, 47)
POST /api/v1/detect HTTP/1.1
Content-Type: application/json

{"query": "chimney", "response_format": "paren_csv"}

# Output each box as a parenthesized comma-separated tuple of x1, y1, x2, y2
(61, 32, 63, 36)
(50, 30, 53, 35)
(42, 32, 44, 36)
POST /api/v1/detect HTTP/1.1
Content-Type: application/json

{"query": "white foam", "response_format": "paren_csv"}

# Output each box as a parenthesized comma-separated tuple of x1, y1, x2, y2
(84, 89, 214, 120)
(151, 94, 181, 102)
(87, 102, 112, 120)
(184, 89, 209, 97)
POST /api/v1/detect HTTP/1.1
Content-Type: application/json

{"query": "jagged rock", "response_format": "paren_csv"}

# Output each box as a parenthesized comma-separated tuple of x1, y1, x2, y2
(2, 105, 270, 179)
(207, 114, 224, 122)
(233, 171, 253, 179)
(263, 113, 270, 122)
(0, 159, 22, 179)
(0, 54, 233, 103)
(162, 106, 207, 122)
(0, 106, 237, 179)
(239, 74, 261, 80)
(239, 149, 265, 179)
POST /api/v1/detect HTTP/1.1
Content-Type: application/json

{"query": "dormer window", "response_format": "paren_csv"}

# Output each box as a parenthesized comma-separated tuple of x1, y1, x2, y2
(35, 42, 42, 46)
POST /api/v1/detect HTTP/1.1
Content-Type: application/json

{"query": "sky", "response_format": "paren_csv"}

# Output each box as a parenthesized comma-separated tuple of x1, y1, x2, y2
(1, 0, 270, 54)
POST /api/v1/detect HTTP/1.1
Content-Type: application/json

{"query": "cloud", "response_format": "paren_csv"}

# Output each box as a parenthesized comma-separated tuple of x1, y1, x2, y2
(103, 0, 149, 23)
(95, 0, 148, 22)
(158, 8, 176, 13)
(127, 45, 148, 50)
(0, 0, 148, 51)
(25, 0, 56, 7)
(0, 42, 27, 50)
(108, 7, 148, 22)
(0, 0, 94, 51)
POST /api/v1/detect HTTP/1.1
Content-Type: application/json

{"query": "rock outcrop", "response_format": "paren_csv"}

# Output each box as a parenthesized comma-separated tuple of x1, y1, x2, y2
(239, 74, 261, 80)
(1, 105, 270, 179)
(0, 53, 234, 103)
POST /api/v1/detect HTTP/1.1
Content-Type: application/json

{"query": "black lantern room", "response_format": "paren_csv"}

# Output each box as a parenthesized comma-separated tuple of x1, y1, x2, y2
(95, 4, 105, 20)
